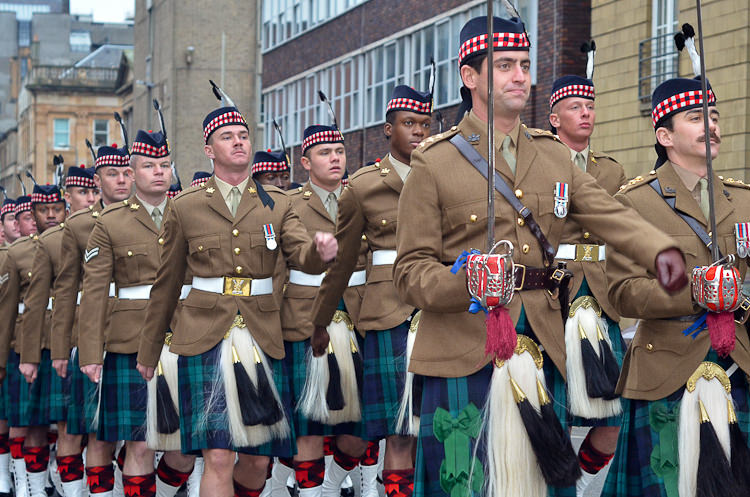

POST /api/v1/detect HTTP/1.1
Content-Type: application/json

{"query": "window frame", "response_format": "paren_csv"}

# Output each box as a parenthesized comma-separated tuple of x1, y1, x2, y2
(53, 118, 70, 150)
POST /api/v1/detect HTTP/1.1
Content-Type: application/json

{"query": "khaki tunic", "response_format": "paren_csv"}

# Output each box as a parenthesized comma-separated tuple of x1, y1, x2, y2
(608, 162, 750, 400)
(393, 112, 677, 379)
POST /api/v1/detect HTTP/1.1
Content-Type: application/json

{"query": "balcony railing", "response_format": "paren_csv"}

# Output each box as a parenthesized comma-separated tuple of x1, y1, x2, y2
(24, 65, 119, 90)
(638, 32, 679, 107)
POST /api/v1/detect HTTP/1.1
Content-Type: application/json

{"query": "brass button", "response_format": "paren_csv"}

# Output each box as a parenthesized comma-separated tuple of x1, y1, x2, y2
(646, 343, 654, 351)
(127, 250, 133, 257)
(361, 234, 367, 241)
(522, 244, 530, 254)
(158, 237, 165, 245)
(470, 214, 478, 223)
(198, 245, 204, 251)
(517, 218, 525, 226)
(514, 189, 523, 199)
(233, 247, 241, 255)
(583, 232, 590, 239)
(235, 266, 243, 275)
(381, 219, 387, 226)
(232, 229, 239, 237)
(27, 272, 32, 278)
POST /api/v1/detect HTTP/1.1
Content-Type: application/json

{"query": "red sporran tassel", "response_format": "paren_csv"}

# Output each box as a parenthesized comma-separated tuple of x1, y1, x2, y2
(707, 312, 736, 358)
(486, 306, 517, 361)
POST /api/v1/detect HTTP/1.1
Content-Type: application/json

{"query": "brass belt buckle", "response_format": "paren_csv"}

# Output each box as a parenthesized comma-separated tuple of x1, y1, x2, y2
(575, 244, 599, 262)
(514, 264, 527, 291)
(224, 277, 252, 296)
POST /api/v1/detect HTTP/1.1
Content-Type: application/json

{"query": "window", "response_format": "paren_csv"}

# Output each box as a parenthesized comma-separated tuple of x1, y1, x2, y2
(70, 31, 92, 53)
(638, 0, 678, 103)
(93, 119, 109, 147)
(53, 119, 70, 149)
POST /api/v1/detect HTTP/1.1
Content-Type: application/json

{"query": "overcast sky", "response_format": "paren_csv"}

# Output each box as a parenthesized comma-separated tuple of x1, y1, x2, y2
(69, 0, 134, 23)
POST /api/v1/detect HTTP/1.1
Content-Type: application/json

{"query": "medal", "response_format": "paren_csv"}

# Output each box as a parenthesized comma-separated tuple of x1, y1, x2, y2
(554, 182, 569, 219)
(263, 223, 277, 250)
(735, 223, 750, 258)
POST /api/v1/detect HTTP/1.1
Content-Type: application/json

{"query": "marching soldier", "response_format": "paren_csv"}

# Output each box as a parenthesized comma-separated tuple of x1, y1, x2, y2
(135, 87, 338, 497)
(0, 195, 17, 497)
(310, 85, 433, 497)
(1, 196, 20, 246)
(17, 166, 98, 497)
(77, 130, 195, 497)
(392, 15, 688, 497)
(252, 149, 292, 191)
(548, 71, 628, 495)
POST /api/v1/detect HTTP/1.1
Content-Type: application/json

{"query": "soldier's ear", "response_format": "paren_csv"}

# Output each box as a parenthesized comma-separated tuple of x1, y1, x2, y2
(204, 144, 215, 160)
(549, 113, 560, 129)
(384, 122, 392, 138)
(460, 64, 479, 91)
(655, 126, 673, 148)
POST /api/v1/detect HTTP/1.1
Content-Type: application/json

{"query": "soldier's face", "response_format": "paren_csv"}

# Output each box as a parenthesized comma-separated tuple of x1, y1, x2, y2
(2, 214, 20, 243)
(385, 111, 432, 164)
(301, 143, 346, 189)
(15, 211, 36, 236)
(205, 126, 251, 170)
(32, 202, 65, 232)
(96, 166, 134, 204)
(658, 108, 721, 163)
(65, 186, 98, 213)
(256, 171, 290, 190)
(132, 156, 171, 197)
(549, 97, 595, 143)
(463, 51, 531, 118)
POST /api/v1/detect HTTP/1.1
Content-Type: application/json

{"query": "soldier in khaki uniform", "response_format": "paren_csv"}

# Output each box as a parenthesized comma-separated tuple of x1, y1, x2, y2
(310, 86, 433, 497)
(135, 97, 338, 497)
(253, 149, 292, 191)
(0, 196, 17, 497)
(392, 16, 687, 497)
(602, 78, 750, 497)
(1, 196, 19, 246)
(52, 155, 134, 497)
(0, 185, 63, 497)
(78, 131, 195, 497)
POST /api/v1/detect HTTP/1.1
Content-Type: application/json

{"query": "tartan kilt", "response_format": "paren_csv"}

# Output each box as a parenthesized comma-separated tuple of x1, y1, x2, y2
(0, 368, 6, 420)
(34, 349, 67, 424)
(177, 336, 295, 457)
(67, 348, 99, 435)
(602, 351, 750, 497)
(362, 320, 410, 440)
(284, 338, 365, 438)
(97, 352, 147, 442)
(552, 278, 626, 428)
(6, 351, 32, 427)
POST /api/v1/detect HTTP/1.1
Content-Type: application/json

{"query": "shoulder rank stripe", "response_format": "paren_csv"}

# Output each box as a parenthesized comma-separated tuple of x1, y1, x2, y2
(84, 247, 100, 263)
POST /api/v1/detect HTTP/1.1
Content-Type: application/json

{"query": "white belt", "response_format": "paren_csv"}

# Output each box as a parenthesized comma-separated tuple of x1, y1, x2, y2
(289, 270, 325, 287)
(47, 297, 53, 311)
(555, 243, 606, 262)
(372, 250, 397, 266)
(179, 285, 192, 300)
(118, 285, 153, 300)
(347, 270, 366, 287)
(109, 282, 116, 297)
(18, 303, 25, 314)
(191, 276, 273, 296)
(76, 291, 82, 305)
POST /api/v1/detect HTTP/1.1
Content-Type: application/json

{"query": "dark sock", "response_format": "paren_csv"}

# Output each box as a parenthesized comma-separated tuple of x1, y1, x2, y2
(332, 442, 359, 471)
(156, 457, 192, 488)
(86, 465, 115, 493)
(0, 433, 9, 455)
(47, 431, 58, 447)
(23, 445, 50, 473)
(233, 479, 264, 497)
(123, 472, 156, 497)
(383, 469, 414, 497)
(9, 437, 24, 460)
(57, 454, 85, 482)
(578, 431, 615, 474)
(323, 436, 334, 456)
(361, 440, 379, 466)
(294, 458, 325, 489)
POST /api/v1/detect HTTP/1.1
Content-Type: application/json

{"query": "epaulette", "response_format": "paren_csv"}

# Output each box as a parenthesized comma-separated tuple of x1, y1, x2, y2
(99, 199, 129, 217)
(618, 171, 655, 193)
(591, 149, 619, 162)
(720, 176, 750, 190)
(10, 234, 34, 248)
(68, 206, 95, 221)
(263, 184, 286, 195)
(172, 184, 203, 200)
(39, 223, 64, 239)
(351, 163, 381, 181)
(416, 126, 461, 153)
(288, 186, 304, 197)
(524, 126, 562, 142)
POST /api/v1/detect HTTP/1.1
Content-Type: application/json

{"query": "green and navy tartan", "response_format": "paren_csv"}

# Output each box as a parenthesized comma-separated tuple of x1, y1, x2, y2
(5, 351, 32, 427)
(97, 352, 148, 442)
(362, 320, 411, 440)
(602, 350, 750, 497)
(551, 279, 626, 428)
(0, 370, 6, 420)
(284, 338, 365, 438)
(177, 336, 295, 457)
(28, 349, 67, 424)
(66, 348, 99, 435)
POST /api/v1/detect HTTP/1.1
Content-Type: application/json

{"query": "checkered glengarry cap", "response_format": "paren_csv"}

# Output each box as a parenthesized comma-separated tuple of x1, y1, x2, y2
(65, 165, 97, 189)
(651, 77, 716, 128)
(301, 125, 344, 155)
(31, 184, 64, 204)
(252, 149, 289, 177)
(202, 106, 248, 143)
(1, 198, 16, 219)
(386, 85, 432, 116)
(95, 144, 130, 169)
(549, 75, 595, 108)
(14, 195, 32, 214)
(131, 130, 170, 158)
(458, 16, 530, 67)
(166, 182, 182, 198)
(190, 171, 212, 188)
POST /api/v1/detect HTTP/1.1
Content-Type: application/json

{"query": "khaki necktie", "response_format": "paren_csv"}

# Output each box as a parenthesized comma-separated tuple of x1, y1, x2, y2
(326, 192, 338, 221)
(229, 187, 241, 216)
(698, 178, 710, 221)
(501, 135, 516, 175)
(151, 207, 162, 230)
(574, 152, 587, 172)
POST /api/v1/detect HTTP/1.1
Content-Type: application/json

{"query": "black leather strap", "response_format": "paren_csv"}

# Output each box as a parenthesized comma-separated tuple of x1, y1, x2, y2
(449, 134, 556, 266)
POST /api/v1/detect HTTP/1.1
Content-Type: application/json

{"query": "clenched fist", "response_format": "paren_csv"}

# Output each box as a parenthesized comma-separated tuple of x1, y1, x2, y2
(314, 232, 338, 262)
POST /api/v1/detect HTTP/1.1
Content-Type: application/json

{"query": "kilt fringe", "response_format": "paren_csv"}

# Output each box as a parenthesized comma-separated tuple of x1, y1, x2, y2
(395, 311, 420, 436)
(91, 351, 105, 432)
(146, 344, 181, 451)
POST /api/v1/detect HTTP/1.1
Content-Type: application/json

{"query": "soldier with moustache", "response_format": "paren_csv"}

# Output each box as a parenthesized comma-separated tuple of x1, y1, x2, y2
(135, 93, 338, 497)
(77, 131, 196, 497)
(0, 183, 64, 497)
(309, 86, 432, 497)
(392, 15, 689, 497)
(51, 150, 134, 497)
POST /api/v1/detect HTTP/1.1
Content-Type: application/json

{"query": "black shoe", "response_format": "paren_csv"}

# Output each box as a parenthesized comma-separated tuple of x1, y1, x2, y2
(340, 486, 355, 497)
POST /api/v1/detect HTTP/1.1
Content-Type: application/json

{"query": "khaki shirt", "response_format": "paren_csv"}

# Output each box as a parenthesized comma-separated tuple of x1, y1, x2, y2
(393, 113, 677, 378)
(608, 161, 750, 400)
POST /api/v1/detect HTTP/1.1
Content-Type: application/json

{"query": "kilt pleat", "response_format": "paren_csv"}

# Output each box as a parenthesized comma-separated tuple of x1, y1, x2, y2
(96, 352, 148, 442)
(66, 348, 99, 435)
(6, 351, 31, 427)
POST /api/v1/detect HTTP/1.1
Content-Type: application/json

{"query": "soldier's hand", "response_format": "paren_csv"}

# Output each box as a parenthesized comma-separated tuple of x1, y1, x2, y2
(0, 368, 4, 383)
(19, 363, 38, 384)
(136, 362, 155, 382)
(655, 247, 688, 293)
(311, 325, 330, 357)
(314, 232, 338, 262)
(52, 359, 69, 379)
(81, 364, 103, 384)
